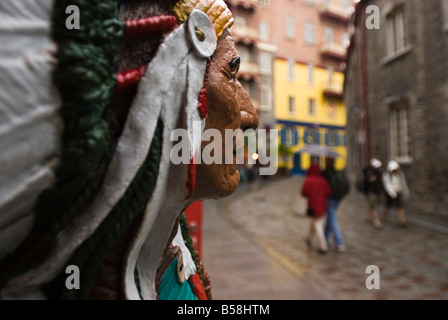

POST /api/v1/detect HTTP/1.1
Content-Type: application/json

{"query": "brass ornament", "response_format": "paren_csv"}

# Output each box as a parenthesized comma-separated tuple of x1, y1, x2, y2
(173, 0, 234, 39)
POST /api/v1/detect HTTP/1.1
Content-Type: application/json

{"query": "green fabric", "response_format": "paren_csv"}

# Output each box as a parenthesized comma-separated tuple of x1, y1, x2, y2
(158, 259, 198, 301)
(61, 119, 164, 300)
(323, 169, 350, 201)
(179, 214, 203, 285)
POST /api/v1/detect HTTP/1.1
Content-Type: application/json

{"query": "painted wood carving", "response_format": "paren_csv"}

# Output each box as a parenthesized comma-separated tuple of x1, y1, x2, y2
(0, 0, 258, 300)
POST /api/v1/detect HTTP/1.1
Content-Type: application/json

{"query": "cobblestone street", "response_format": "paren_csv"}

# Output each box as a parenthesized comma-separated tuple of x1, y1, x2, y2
(202, 177, 448, 300)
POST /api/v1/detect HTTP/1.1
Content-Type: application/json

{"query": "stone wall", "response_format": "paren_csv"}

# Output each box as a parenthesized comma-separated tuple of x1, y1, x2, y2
(345, 0, 448, 219)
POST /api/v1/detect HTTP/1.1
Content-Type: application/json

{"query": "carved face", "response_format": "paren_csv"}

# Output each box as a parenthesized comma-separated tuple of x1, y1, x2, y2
(193, 32, 259, 200)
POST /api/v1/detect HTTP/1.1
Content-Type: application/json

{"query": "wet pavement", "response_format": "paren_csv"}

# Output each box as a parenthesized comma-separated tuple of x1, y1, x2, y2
(202, 176, 448, 300)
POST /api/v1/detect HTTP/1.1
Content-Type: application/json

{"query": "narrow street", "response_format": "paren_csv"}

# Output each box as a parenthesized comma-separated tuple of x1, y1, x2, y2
(202, 177, 448, 300)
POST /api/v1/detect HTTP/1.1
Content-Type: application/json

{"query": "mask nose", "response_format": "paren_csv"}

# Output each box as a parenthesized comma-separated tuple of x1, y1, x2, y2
(236, 82, 259, 132)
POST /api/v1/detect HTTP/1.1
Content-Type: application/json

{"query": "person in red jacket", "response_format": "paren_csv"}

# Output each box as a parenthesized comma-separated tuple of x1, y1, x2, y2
(302, 163, 333, 254)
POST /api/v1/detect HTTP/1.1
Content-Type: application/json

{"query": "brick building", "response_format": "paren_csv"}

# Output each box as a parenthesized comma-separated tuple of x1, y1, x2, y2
(345, 0, 448, 219)
(225, 0, 353, 174)
(265, 0, 352, 174)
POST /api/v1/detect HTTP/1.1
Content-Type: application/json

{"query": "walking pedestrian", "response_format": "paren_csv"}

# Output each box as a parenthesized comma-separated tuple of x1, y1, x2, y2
(322, 157, 350, 253)
(362, 158, 384, 229)
(302, 164, 332, 254)
(382, 160, 410, 228)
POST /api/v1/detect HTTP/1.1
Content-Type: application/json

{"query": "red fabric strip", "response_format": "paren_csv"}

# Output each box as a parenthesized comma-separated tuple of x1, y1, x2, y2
(188, 273, 208, 300)
(186, 156, 197, 200)
(125, 15, 179, 39)
(197, 60, 210, 119)
(115, 66, 146, 92)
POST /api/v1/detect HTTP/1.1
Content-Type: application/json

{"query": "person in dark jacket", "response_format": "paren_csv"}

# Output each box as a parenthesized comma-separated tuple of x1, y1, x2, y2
(302, 164, 332, 254)
(322, 157, 349, 253)
(362, 158, 384, 229)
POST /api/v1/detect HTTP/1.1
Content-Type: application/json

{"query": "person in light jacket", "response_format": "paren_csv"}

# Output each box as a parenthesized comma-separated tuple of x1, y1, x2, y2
(382, 161, 410, 228)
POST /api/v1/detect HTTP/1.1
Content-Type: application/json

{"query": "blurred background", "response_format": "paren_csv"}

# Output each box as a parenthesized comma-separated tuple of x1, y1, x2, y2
(185, 0, 448, 300)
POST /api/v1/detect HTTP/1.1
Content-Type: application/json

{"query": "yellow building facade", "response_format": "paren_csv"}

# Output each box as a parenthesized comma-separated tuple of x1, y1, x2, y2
(274, 58, 347, 174)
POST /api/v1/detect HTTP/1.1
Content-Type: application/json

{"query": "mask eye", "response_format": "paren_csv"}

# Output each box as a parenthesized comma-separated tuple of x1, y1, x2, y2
(228, 57, 241, 71)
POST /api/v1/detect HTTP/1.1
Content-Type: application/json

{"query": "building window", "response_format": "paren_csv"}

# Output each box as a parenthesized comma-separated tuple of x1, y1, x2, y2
(442, 0, 448, 30)
(259, 0, 270, 8)
(386, 6, 407, 55)
(241, 81, 252, 99)
(307, 63, 314, 85)
(328, 67, 333, 86)
(237, 45, 250, 67)
(259, 20, 269, 42)
(289, 96, 296, 114)
(390, 100, 412, 161)
(288, 58, 295, 81)
(324, 27, 334, 43)
(260, 85, 271, 111)
(305, 129, 319, 145)
(308, 98, 316, 116)
(285, 127, 293, 146)
(305, 21, 315, 44)
(281, 127, 298, 146)
(235, 16, 246, 28)
(260, 52, 272, 74)
(326, 131, 338, 146)
(286, 16, 295, 39)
